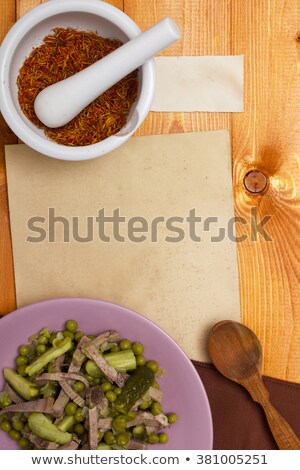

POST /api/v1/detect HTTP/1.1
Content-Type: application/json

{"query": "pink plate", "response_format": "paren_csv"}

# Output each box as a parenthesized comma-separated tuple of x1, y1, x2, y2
(0, 298, 213, 450)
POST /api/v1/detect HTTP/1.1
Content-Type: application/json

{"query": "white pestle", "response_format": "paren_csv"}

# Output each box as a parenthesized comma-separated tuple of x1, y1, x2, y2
(34, 18, 180, 128)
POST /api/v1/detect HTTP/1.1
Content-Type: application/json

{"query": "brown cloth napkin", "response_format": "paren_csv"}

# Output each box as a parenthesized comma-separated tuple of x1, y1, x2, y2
(194, 362, 300, 450)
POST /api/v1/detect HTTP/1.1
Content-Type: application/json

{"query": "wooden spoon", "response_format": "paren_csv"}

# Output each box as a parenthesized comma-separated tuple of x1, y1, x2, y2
(208, 320, 300, 450)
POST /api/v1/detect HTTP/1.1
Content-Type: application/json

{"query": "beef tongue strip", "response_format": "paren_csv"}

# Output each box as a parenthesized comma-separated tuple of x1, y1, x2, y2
(26, 433, 80, 450)
(83, 343, 125, 387)
(148, 386, 163, 403)
(52, 338, 90, 417)
(0, 397, 54, 416)
(97, 417, 113, 432)
(60, 438, 80, 450)
(60, 381, 85, 407)
(68, 336, 91, 373)
(3, 382, 25, 404)
(86, 385, 105, 407)
(88, 407, 98, 450)
(88, 330, 120, 349)
(36, 372, 89, 387)
(26, 433, 59, 450)
(52, 353, 65, 373)
(52, 391, 69, 418)
(126, 438, 148, 450)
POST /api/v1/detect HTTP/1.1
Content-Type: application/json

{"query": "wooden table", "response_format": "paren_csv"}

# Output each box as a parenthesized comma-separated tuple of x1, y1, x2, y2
(0, 0, 299, 383)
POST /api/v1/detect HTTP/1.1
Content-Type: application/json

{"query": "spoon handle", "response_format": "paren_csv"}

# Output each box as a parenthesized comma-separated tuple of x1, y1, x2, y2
(241, 373, 300, 450)
(261, 399, 300, 450)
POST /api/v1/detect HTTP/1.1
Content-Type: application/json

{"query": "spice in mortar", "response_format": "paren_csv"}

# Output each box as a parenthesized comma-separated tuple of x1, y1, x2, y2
(17, 28, 138, 146)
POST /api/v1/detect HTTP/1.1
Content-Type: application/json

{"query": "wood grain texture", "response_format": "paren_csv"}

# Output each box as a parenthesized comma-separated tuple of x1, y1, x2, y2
(124, 0, 231, 135)
(0, 1, 299, 383)
(0, 0, 17, 315)
(231, 0, 300, 383)
(16, 0, 124, 18)
(124, 1, 300, 382)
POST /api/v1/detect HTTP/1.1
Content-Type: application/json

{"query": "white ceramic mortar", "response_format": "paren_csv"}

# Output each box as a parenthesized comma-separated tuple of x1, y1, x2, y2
(0, 0, 156, 161)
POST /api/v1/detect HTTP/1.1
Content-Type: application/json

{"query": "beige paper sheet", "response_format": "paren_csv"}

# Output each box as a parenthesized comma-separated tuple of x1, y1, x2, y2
(5, 132, 241, 361)
(151, 56, 244, 112)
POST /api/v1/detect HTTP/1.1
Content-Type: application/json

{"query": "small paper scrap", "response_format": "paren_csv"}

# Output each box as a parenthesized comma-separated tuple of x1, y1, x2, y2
(151, 55, 244, 112)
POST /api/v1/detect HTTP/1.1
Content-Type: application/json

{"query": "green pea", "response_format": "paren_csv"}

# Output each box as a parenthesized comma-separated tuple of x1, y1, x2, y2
(38, 335, 48, 345)
(114, 387, 122, 396)
(151, 402, 162, 416)
(36, 344, 47, 355)
(97, 431, 103, 442)
(147, 433, 159, 445)
(139, 400, 152, 410)
(12, 419, 24, 431)
(66, 320, 78, 332)
(73, 423, 85, 435)
(74, 331, 84, 341)
(152, 381, 160, 390)
(63, 331, 74, 340)
(18, 345, 29, 356)
(136, 355, 146, 367)
(100, 381, 112, 393)
(97, 443, 111, 450)
(16, 355, 28, 366)
(65, 402, 78, 416)
(158, 432, 169, 444)
(119, 339, 131, 350)
(24, 423, 31, 433)
(112, 415, 127, 433)
(106, 391, 117, 403)
(132, 424, 146, 439)
(74, 409, 84, 423)
(1, 420, 11, 432)
(50, 333, 58, 344)
(116, 432, 129, 447)
(73, 381, 85, 393)
(110, 345, 119, 353)
(85, 359, 103, 379)
(103, 431, 116, 445)
(0, 395, 12, 408)
(84, 374, 94, 383)
(17, 365, 27, 376)
(40, 328, 51, 339)
(147, 360, 159, 373)
(132, 342, 144, 356)
(167, 413, 178, 424)
(18, 436, 29, 449)
(9, 429, 21, 441)
(126, 412, 136, 422)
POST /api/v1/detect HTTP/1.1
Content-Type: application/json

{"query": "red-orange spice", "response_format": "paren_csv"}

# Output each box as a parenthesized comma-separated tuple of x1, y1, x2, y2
(17, 28, 138, 146)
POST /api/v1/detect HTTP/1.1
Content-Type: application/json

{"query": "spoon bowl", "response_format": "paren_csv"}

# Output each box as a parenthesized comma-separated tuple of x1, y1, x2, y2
(208, 320, 262, 381)
(208, 320, 300, 450)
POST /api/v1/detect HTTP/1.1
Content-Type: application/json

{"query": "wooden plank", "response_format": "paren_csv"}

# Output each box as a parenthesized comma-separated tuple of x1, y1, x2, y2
(0, 0, 299, 383)
(124, 0, 231, 135)
(125, 1, 300, 383)
(17, 0, 124, 18)
(231, 0, 300, 382)
(17, 0, 42, 18)
(0, 1, 17, 315)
